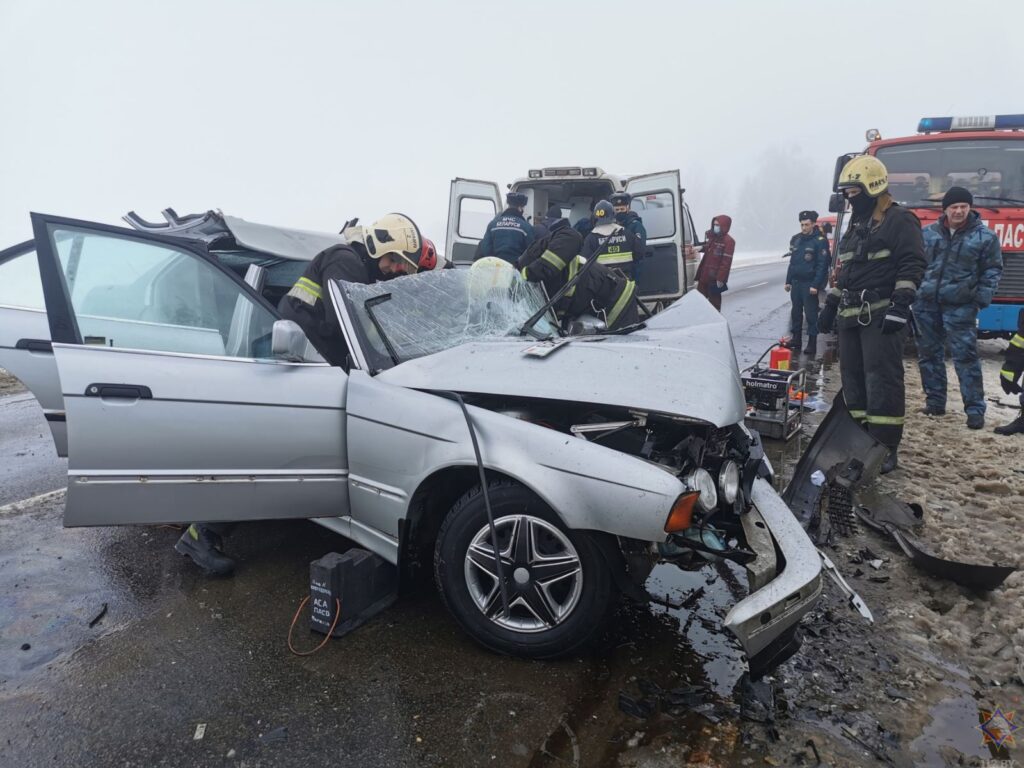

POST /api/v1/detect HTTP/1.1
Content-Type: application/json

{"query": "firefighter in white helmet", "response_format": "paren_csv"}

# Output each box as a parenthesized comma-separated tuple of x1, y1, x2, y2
(175, 213, 436, 576)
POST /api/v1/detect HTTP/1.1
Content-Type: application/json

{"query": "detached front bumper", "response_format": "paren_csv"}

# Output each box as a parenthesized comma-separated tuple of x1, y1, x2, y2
(724, 478, 822, 678)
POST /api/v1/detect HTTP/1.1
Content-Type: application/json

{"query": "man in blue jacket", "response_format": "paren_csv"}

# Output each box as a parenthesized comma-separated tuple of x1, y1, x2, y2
(784, 210, 830, 355)
(914, 187, 1003, 429)
(475, 192, 536, 265)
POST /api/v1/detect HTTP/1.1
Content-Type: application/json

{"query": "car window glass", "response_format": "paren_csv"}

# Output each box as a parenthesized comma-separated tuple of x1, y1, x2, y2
(458, 197, 496, 239)
(0, 250, 45, 310)
(51, 228, 276, 359)
(631, 192, 676, 239)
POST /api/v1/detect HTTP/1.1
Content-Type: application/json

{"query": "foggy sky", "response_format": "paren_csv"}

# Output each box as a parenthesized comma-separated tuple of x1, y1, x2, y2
(2, 0, 1021, 251)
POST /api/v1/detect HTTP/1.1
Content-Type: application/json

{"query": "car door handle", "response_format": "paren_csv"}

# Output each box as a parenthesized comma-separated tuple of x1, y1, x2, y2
(84, 383, 153, 400)
(15, 338, 53, 353)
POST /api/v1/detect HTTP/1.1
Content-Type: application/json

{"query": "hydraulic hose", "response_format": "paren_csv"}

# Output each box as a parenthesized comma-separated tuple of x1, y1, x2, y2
(437, 391, 511, 620)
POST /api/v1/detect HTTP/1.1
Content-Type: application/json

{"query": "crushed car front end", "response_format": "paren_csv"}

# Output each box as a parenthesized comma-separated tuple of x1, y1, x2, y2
(345, 272, 822, 673)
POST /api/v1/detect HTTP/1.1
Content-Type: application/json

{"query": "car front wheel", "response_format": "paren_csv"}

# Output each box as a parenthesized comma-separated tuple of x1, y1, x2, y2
(433, 480, 616, 659)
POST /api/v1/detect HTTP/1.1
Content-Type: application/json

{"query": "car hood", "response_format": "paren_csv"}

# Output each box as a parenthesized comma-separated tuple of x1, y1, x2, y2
(377, 292, 746, 427)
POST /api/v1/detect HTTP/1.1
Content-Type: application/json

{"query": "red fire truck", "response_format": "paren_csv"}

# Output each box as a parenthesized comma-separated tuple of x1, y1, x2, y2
(829, 115, 1024, 337)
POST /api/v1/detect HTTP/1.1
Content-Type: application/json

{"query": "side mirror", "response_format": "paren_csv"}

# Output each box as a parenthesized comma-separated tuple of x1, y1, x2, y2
(272, 320, 310, 362)
(832, 153, 858, 192)
(828, 192, 847, 214)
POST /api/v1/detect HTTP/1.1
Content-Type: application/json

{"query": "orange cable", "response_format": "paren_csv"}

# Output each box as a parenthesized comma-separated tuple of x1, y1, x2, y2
(287, 596, 341, 656)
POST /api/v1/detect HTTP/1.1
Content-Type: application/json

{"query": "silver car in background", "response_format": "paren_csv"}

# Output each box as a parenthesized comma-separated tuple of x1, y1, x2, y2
(2, 211, 821, 674)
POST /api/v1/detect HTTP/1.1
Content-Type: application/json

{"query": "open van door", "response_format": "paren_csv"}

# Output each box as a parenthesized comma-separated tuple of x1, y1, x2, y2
(0, 241, 67, 456)
(446, 179, 502, 266)
(625, 170, 685, 303)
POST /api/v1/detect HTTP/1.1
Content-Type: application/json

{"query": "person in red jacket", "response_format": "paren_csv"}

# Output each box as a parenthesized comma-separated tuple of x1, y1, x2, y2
(695, 215, 735, 310)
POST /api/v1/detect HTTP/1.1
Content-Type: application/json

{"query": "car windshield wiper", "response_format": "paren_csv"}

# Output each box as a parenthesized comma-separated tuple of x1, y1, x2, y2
(519, 254, 602, 337)
(364, 294, 400, 368)
(602, 321, 647, 335)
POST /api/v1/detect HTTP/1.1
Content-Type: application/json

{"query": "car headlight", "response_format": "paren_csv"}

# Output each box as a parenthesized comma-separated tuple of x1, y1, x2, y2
(718, 460, 740, 505)
(685, 468, 718, 512)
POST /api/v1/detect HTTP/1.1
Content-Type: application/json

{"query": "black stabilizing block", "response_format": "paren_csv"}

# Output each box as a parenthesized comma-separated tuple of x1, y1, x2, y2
(309, 549, 398, 638)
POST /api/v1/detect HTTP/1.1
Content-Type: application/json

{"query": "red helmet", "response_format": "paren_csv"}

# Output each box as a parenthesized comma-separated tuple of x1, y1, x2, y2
(418, 238, 439, 271)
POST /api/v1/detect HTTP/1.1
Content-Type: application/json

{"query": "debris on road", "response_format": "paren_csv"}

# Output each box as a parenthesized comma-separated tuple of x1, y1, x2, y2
(193, 723, 206, 741)
(88, 603, 108, 628)
(258, 726, 288, 745)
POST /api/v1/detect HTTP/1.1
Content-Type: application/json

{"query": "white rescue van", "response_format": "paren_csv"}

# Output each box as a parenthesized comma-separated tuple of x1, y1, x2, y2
(446, 167, 698, 305)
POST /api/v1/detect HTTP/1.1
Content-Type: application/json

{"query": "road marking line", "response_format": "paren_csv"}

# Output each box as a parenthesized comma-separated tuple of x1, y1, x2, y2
(730, 281, 769, 293)
(0, 487, 67, 516)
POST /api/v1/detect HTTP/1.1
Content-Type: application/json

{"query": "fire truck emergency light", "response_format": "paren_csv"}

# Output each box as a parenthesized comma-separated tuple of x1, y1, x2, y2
(917, 115, 1024, 133)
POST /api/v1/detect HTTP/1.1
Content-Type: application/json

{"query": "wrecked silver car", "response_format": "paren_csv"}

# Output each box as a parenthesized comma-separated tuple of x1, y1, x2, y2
(5, 212, 821, 674)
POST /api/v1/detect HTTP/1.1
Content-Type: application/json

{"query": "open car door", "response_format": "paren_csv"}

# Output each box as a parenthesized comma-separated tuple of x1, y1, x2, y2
(31, 213, 350, 528)
(0, 241, 68, 455)
(446, 178, 502, 266)
(625, 170, 685, 303)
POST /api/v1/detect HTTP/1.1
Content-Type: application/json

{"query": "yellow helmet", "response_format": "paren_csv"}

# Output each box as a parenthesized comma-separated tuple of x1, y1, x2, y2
(363, 213, 423, 271)
(837, 155, 888, 197)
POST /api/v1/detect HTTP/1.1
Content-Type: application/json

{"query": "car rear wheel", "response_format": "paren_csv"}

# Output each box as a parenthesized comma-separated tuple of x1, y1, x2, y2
(434, 479, 616, 659)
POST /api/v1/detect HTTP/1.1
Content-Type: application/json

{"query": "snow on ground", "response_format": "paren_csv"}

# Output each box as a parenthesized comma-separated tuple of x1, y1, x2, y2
(0, 368, 24, 396)
(876, 339, 1024, 689)
(752, 337, 1024, 767)
(730, 249, 787, 269)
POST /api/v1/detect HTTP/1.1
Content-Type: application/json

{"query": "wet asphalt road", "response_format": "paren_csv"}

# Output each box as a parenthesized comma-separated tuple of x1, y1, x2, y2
(1, 262, 818, 767)
(0, 391, 66, 507)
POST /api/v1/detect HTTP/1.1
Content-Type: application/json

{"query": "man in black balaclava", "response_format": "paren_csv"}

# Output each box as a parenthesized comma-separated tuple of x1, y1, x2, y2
(818, 155, 926, 474)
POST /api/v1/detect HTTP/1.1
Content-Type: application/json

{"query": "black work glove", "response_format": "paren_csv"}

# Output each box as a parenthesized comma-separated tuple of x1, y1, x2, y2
(1001, 342, 1024, 395)
(818, 294, 839, 334)
(881, 287, 916, 335)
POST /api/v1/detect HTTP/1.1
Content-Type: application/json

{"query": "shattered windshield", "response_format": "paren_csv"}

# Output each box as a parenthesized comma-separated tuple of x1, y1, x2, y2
(339, 266, 559, 371)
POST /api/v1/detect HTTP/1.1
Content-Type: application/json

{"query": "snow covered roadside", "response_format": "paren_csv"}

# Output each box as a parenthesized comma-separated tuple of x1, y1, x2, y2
(877, 339, 1024, 689)
(731, 249, 787, 270)
(0, 368, 24, 396)
(751, 339, 1023, 767)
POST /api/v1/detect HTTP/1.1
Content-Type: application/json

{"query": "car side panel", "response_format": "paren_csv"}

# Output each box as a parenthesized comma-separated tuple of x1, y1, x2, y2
(0, 306, 66, 454)
(344, 370, 684, 544)
(53, 343, 349, 526)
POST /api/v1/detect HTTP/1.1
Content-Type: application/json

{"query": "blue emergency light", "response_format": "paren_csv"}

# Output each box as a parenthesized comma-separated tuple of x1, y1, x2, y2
(917, 115, 1024, 133)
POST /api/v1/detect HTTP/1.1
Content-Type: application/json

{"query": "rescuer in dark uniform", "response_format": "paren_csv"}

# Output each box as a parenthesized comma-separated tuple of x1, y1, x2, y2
(581, 199, 645, 280)
(818, 156, 926, 474)
(610, 192, 648, 279)
(518, 211, 639, 331)
(995, 310, 1024, 435)
(175, 214, 432, 575)
(475, 192, 536, 265)
(783, 210, 831, 355)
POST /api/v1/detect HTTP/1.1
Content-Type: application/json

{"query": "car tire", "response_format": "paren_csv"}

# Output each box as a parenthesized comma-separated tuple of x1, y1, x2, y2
(434, 479, 616, 659)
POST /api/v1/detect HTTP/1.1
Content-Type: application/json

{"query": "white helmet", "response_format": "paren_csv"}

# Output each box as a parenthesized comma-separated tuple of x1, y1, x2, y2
(468, 257, 517, 299)
(363, 213, 423, 272)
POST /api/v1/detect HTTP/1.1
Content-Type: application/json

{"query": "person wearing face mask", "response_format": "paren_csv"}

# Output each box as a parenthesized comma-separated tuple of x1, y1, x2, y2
(913, 186, 1002, 429)
(818, 155, 926, 474)
(695, 215, 735, 311)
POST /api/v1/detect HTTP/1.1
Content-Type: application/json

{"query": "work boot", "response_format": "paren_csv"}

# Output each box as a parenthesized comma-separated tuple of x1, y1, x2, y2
(880, 449, 898, 475)
(918, 405, 945, 416)
(966, 413, 985, 430)
(994, 415, 1024, 435)
(803, 336, 817, 355)
(782, 335, 802, 351)
(175, 524, 235, 575)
